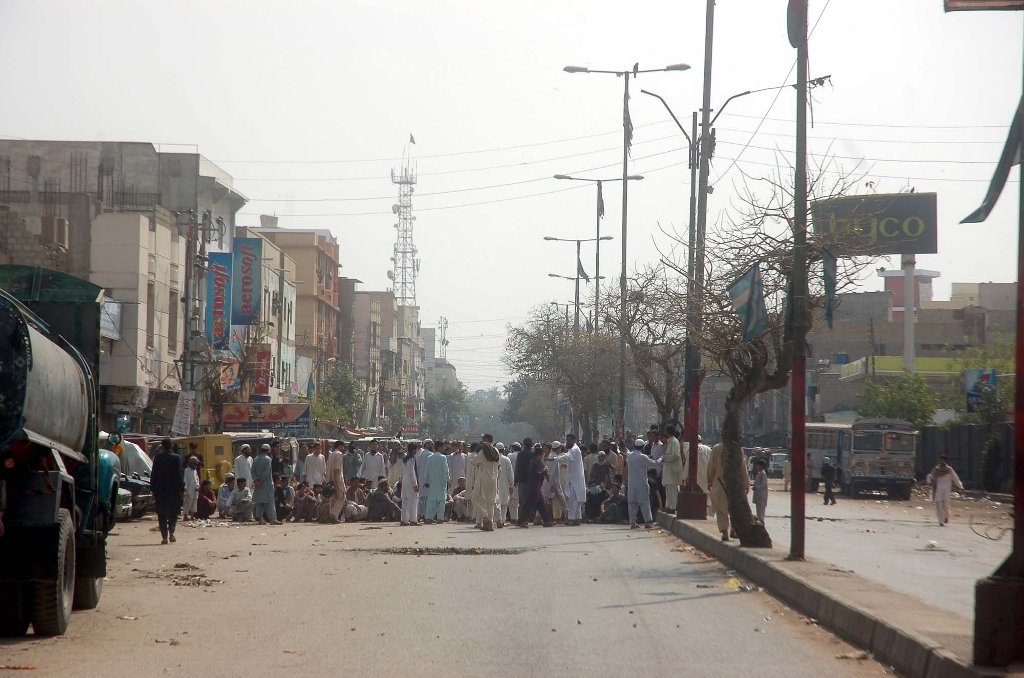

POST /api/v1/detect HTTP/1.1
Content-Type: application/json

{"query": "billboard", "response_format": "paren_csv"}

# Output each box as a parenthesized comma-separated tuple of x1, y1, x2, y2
(254, 348, 271, 395)
(206, 252, 232, 349)
(222, 403, 311, 434)
(231, 238, 262, 326)
(811, 192, 937, 254)
(965, 368, 997, 413)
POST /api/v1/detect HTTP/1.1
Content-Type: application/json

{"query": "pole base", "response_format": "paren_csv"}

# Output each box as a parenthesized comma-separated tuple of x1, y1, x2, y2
(974, 574, 1024, 667)
(676, 487, 707, 520)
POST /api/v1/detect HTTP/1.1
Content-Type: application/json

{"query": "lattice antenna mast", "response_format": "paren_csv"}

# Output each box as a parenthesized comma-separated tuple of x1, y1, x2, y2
(390, 153, 418, 306)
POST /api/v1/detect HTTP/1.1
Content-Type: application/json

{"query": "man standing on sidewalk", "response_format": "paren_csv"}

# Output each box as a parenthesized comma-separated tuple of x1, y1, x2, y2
(821, 457, 837, 506)
(660, 424, 684, 514)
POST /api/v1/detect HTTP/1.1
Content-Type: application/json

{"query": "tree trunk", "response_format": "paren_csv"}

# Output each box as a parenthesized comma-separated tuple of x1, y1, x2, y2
(723, 387, 772, 548)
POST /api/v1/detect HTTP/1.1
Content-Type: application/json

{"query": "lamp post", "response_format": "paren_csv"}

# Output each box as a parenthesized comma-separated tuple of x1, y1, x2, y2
(554, 174, 643, 331)
(564, 62, 690, 438)
(544, 235, 613, 338)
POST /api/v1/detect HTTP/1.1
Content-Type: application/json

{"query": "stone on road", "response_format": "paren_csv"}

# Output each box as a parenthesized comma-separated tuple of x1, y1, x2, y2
(0, 519, 889, 677)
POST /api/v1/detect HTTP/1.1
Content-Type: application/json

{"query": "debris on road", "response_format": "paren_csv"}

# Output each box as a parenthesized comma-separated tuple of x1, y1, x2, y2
(836, 651, 871, 661)
(117, 615, 138, 621)
(0, 664, 38, 670)
(355, 546, 530, 556)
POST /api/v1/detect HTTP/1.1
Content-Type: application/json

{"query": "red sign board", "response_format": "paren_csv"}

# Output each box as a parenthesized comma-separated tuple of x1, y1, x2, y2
(254, 349, 271, 395)
(222, 404, 311, 433)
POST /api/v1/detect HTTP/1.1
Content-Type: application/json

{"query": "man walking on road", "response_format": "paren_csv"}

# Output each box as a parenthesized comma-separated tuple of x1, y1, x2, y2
(251, 444, 281, 525)
(821, 457, 837, 506)
(151, 438, 184, 544)
(926, 455, 964, 526)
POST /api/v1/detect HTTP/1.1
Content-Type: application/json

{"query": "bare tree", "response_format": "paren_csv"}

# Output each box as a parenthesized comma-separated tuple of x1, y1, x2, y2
(504, 304, 618, 439)
(663, 155, 876, 547)
(604, 265, 688, 427)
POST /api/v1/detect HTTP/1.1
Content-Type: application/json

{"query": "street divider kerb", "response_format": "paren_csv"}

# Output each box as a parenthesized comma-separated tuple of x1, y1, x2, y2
(655, 512, 1001, 678)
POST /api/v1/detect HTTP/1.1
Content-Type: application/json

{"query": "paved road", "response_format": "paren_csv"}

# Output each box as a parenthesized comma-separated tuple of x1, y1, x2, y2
(755, 481, 1012, 619)
(0, 518, 890, 677)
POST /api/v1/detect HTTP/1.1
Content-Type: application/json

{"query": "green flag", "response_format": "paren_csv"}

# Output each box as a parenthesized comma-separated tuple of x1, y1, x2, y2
(727, 264, 768, 341)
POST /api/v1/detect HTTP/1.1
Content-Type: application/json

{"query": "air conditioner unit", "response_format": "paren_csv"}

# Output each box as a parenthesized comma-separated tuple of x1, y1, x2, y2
(41, 216, 69, 250)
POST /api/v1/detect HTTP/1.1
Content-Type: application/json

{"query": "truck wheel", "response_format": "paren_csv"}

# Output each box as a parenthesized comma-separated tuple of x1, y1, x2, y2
(31, 508, 75, 636)
(72, 575, 102, 610)
(0, 584, 30, 636)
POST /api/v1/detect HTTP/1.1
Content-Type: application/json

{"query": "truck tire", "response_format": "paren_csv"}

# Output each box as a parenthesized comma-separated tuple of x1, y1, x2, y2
(31, 508, 75, 636)
(72, 575, 102, 610)
(0, 584, 30, 636)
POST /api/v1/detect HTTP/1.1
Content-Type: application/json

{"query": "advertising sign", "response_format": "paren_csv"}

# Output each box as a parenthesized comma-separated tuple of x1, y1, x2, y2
(206, 252, 232, 349)
(222, 403, 311, 434)
(965, 368, 997, 413)
(811, 192, 937, 254)
(230, 238, 262, 326)
(254, 348, 271, 395)
(945, 1, 1024, 9)
(171, 390, 195, 436)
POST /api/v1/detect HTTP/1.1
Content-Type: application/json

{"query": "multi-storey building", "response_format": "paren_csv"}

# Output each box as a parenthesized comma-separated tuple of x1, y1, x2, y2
(250, 221, 340, 396)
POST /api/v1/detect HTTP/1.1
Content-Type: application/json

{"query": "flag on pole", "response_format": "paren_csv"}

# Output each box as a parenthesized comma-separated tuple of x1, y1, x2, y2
(623, 78, 634, 156)
(727, 264, 768, 341)
(409, 133, 416, 145)
(822, 248, 837, 329)
(577, 256, 590, 282)
(597, 180, 605, 219)
(962, 95, 1022, 223)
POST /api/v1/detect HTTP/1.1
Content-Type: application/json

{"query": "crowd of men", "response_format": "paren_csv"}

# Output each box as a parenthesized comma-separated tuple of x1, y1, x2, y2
(147, 425, 749, 544)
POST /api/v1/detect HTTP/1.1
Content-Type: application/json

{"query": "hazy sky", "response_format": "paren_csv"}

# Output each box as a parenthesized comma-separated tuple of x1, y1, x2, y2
(1, 1, 1020, 389)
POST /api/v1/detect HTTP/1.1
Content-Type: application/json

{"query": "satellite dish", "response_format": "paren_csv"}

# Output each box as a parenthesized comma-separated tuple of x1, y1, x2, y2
(386, 271, 394, 280)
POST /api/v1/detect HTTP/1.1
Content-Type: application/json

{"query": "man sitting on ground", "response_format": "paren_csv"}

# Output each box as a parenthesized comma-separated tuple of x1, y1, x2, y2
(342, 477, 370, 522)
(291, 482, 318, 522)
(598, 483, 627, 524)
(367, 479, 402, 521)
(226, 477, 254, 522)
(451, 477, 471, 522)
(275, 475, 294, 521)
(217, 474, 235, 518)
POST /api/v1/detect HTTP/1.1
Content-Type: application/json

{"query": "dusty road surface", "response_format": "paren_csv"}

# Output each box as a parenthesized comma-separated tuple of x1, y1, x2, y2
(1, 517, 891, 677)
(758, 481, 1012, 618)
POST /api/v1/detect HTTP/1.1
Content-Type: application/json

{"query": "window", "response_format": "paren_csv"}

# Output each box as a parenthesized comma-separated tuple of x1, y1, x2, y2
(146, 281, 156, 349)
(168, 289, 179, 353)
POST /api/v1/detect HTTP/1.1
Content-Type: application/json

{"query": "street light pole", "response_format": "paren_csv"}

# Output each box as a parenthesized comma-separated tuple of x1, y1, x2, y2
(564, 62, 690, 438)
(575, 240, 582, 338)
(554, 175, 642, 334)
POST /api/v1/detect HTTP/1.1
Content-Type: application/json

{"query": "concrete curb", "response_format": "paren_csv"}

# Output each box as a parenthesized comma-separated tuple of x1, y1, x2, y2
(656, 513, 993, 678)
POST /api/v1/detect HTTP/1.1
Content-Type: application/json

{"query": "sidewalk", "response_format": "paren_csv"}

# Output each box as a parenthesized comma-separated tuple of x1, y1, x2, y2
(656, 511, 1006, 678)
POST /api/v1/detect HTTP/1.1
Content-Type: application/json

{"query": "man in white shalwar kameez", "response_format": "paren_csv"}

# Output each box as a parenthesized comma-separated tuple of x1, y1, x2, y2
(448, 443, 468, 492)
(926, 455, 963, 526)
(468, 435, 501, 531)
(660, 426, 684, 513)
(506, 442, 521, 522)
(233, 445, 253, 485)
(496, 443, 514, 527)
(464, 445, 480, 525)
(415, 441, 433, 521)
(551, 434, 586, 525)
(626, 439, 662, 528)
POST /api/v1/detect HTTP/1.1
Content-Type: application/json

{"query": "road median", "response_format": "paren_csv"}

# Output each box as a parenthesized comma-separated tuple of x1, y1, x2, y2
(656, 512, 1002, 678)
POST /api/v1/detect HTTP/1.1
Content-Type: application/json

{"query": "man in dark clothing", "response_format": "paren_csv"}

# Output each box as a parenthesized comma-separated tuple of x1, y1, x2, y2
(821, 457, 837, 506)
(513, 437, 533, 521)
(366, 479, 402, 521)
(270, 439, 285, 478)
(519, 445, 553, 527)
(585, 483, 609, 521)
(150, 438, 184, 544)
(598, 483, 628, 523)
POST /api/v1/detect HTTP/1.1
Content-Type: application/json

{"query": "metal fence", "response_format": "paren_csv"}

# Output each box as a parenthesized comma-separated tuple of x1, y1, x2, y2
(917, 423, 1013, 490)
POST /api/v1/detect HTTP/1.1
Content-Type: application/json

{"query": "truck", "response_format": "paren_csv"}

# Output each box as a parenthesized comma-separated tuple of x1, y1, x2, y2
(804, 418, 916, 500)
(0, 266, 122, 636)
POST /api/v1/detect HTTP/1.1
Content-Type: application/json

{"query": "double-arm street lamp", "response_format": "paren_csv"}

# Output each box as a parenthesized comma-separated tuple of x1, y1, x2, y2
(553, 174, 643, 331)
(563, 62, 691, 437)
(544, 235, 612, 338)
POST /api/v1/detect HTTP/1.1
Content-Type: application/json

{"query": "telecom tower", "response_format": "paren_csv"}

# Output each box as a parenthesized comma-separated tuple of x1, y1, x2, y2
(390, 158, 418, 306)
(438, 316, 449, 360)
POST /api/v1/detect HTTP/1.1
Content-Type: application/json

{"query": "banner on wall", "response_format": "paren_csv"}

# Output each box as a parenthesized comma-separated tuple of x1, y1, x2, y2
(206, 252, 233, 349)
(231, 238, 262, 326)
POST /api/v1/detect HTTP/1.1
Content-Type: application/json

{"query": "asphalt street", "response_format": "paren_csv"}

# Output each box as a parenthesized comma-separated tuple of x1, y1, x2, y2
(0, 517, 891, 677)
(754, 481, 1012, 619)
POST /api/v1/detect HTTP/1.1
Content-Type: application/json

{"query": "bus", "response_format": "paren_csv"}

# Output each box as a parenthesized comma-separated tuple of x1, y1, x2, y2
(804, 419, 916, 500)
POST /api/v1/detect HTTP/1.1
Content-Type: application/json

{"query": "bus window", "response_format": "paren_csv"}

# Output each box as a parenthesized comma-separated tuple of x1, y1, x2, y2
(853, 431, 884, 451)
(884, 432, 915, 452)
